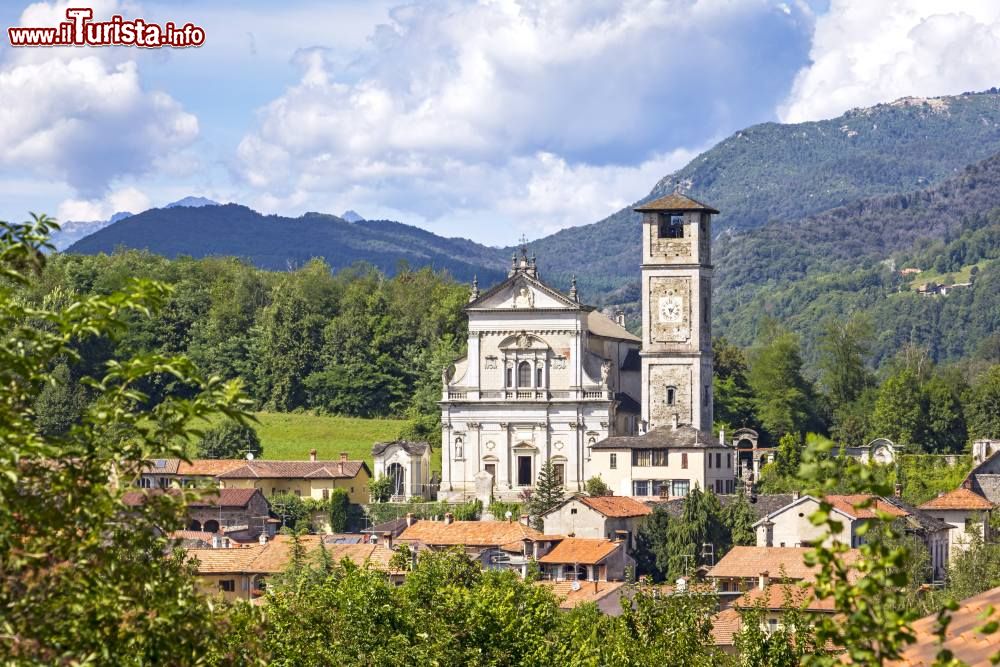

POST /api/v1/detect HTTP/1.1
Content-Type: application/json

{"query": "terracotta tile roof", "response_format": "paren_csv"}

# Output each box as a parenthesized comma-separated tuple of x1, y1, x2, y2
(187, 544, 267, 573)
(711, 607, 742, 646)
(121, 488, 180, 506)
(169, 530, 216, 543)
(187, 535, 398, 575)
(142, 458, 181, 474)
(537, 538, 620, 565)
(187, 487, 261, 508)
(634, 193, 720, 214)
(535, 580, 625, 610)
(826, 494, 909, 520)
(734, 584, 836, 613)
(397, 520, 544, 547)
(708, 546, 863, 583)
(217, 460, 369, 480)
(885, 586, 1000, 666)
(579, 495, 652, 518)
(918, 488, 995, 511)
(177, 459, 249, 476)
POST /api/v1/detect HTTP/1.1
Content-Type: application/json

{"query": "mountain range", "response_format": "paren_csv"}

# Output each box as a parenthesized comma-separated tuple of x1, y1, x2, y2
(65, 91, 1000, 368)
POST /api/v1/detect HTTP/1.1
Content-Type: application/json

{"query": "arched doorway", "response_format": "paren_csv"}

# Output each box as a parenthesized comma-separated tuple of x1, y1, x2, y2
(387, 462, 405, 497)
(188, 519, 202, 531)
(203, 519, 220, 533)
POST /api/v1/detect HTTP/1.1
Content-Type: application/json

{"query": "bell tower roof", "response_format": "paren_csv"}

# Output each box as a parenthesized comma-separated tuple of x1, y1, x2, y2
(634, 193, 719, 214)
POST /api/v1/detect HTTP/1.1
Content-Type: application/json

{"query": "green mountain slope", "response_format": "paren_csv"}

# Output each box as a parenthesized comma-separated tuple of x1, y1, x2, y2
(521, 91, 1000, 299)
(66, 204, 507, 285)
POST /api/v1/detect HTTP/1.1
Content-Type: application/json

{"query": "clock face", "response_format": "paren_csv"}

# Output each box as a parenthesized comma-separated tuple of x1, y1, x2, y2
(658, 295, 683, 323)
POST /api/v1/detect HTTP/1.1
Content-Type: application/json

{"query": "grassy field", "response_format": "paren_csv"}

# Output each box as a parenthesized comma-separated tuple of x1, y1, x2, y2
(235, 412, 413, 468)
(905, 259, 992, 289)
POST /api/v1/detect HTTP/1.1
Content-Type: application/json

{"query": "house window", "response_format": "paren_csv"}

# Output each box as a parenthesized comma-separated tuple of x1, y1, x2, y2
(681, 453, 688, 469)
(652, 480, 669, 497)
(536, 366, 544, 388)
(716, 453, 722, 468)
(518, 361, 532, 387)
(658, 214, 684, 239)
(633, 480, 650, 496)
(671, 480, 690, 497)
(570, 508, 578, 515)
(220, 579, 236, 592)
(708, 454, 713, 469)
(506, 367, 513, 387)
(610, 453, 617, 469)
(517, 456, 532, 486)
(727, 453, 732, 468)
(322, 488, 329, 500)
(666, 386, 676, 405)
(632, 450, 668, 466)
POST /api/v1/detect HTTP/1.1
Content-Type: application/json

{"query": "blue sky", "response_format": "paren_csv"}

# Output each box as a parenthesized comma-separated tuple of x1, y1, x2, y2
(3, 0, 1000, 245)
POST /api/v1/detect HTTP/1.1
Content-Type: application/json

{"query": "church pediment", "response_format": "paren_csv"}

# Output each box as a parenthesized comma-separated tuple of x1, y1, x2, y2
(467, 275, 580, 311)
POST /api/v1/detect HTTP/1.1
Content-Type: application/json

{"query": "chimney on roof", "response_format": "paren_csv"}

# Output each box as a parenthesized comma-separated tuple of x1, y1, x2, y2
(520, 514, 530, 526)
(309, 449, 317, 462)
(259, 533, 267, 545)
(338, 461, 344, 475)
(792, 491, 800, 500)
(614, 309, 625, 327)
(719, 428, 725, 446)
(671, 414, 679, 431)
(406, 512, 414, 527)
(382, 531, 393, 550)
(758, 570, 769, 590)
(340, 452, 348, 462)
(444, 512, 454, 525)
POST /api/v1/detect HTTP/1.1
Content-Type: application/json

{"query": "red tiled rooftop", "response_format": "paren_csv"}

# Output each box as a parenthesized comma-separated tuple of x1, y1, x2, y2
(826, 494, 909, 520)
(537, 538, 620, 565)
(918, 488, 994, 512)
(579, 495, 652, 518)
(397, 520, 544, 547)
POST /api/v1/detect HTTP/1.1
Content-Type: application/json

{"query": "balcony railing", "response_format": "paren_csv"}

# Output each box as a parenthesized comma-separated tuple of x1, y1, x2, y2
(445, 388, 613, 401)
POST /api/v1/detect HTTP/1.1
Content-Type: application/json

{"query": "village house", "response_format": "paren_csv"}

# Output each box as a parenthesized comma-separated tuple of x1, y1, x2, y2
(965, 441, 1000, 501)
(534, 580, 626, 614)
(706, 546, 862, 606)
(137, 458, 247, 489)
(186, 534, 402, 602)
(711, 583, 836, 654)
(216, 451, 372, 505)
(184, 487, 272, 537)
(541, 494, 651, 549)
(371, 440, 433, 500)
(918, 487, 994, 564)
(395, 515, 632, 582)
(753, 494, 952, 580)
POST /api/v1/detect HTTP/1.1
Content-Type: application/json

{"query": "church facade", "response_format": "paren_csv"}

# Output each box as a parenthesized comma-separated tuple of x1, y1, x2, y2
(440, 193, 736, 501)
(439, 251, 642, 501)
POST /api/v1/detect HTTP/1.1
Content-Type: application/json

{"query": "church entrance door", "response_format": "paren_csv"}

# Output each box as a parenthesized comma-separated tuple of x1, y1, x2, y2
(517, 456, 532, 486)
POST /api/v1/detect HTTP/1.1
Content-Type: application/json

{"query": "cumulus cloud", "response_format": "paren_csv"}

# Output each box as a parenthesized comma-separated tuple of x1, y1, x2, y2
(0, 1, 198, 196)
(780, 0, 1000, 122)
(57, 186, 150, 222)
(236, 0, 812, 240)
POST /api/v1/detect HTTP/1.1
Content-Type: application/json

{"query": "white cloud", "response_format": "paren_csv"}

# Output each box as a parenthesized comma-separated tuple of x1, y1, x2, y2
(0, 1, 198, 195)
(780, 0, 1000, 122)
(57, 186, 150, 221)
(235, 0, 812, 240)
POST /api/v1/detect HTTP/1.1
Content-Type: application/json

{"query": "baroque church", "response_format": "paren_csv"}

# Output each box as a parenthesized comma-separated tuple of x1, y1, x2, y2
(440, 194, 735, 501)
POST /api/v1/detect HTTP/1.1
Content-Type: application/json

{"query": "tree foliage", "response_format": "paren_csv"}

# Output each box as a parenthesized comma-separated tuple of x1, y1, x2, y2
(197, 419, 262, 459)
(0, 214, 252, 664)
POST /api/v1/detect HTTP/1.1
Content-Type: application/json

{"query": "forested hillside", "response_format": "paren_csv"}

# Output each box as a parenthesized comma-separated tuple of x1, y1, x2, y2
(27, 251, 469, 444)
(66, 204, 507, 284)
(516, 91, 1000, 297)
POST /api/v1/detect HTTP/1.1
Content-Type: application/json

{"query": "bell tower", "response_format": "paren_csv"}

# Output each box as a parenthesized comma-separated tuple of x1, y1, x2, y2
(635, 193, 718, 432)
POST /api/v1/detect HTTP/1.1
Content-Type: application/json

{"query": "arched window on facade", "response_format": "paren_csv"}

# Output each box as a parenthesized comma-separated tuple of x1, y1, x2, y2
(518, 361, 532, 387)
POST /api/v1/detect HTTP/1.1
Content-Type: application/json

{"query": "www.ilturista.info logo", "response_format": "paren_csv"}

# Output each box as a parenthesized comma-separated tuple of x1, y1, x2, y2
(8, 8, 205, 48)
